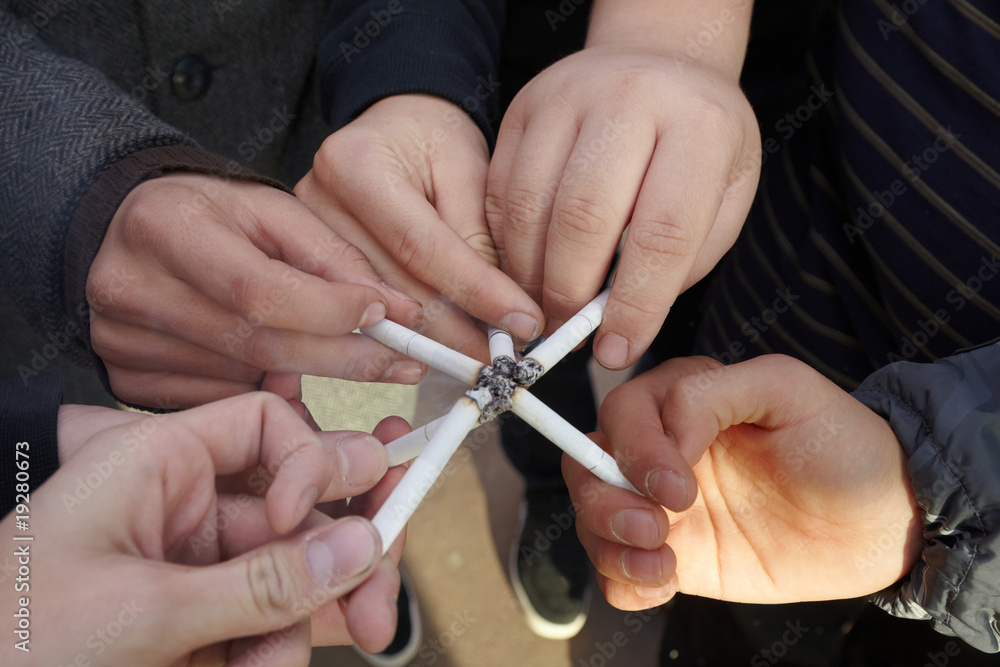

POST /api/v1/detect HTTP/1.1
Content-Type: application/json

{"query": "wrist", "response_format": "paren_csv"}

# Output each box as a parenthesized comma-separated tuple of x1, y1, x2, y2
(585, 0, 753, 81)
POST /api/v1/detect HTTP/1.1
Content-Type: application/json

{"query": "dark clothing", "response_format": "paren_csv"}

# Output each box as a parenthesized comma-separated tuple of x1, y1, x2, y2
(0, 371, 61, 517)
(0, 0, 505, 395)
(696, 0, 1000, 384)
(684, 0, 1000, 659)
(322, 0, 504, 146)
(858, 339, 1000, 653)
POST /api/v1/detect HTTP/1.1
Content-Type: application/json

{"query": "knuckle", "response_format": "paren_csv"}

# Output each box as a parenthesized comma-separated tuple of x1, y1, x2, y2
(628, 220, 693, 260)
(461, 230, 500, 268)
(497, 186, 552, 233)
(542, 280, 582, 312)
(229, 273, 274, 324)
(355, 345, 398, 382)
(388, 223, 433, 276)
(245, 548, 300, 620)
(239, 329, 283, 369)
(553, 193, 614, 242)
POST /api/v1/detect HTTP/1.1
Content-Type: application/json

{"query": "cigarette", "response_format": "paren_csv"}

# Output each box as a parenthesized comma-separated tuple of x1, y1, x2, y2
(362, 318, 484, 385)
(511, 388, 637, 494)
(383, 415, 446, 466)
(524, 288, 610, 379)
(371, 397, 482, 552)
(488, 326, 516, 364)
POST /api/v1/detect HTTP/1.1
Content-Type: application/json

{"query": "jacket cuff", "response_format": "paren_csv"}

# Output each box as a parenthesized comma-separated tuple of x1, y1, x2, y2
(0, 370, 62, 518)
(63, 146, 290, 407)
(852, 340, 1000, 653)
(318, 1, 501, 147)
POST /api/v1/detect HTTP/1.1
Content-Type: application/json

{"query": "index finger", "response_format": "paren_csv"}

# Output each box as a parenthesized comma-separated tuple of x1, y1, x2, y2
(143, 393, 367, 534)
(322, 152, 544, 342)
(593, 129, 744, 369)
(597, 357, 724, 510)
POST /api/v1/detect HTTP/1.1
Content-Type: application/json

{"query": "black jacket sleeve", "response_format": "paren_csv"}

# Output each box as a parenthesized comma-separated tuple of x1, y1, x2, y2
(318, 0, 505, 146)
(0, 371, 62, 518)
(853, 339, 1000, 653)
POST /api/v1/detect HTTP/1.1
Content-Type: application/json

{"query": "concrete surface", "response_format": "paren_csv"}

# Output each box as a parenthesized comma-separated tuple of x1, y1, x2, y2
(307, 364, 666, 667)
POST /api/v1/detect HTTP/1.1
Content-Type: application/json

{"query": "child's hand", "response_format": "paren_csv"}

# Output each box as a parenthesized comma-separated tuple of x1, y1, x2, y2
(296, 94, 544, 357)
(487, 44, 761, 369)
(564, 355, 923, 610)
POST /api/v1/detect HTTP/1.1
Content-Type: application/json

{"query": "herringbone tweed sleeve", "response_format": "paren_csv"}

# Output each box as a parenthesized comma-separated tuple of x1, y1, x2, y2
(0, 5, 196, 364)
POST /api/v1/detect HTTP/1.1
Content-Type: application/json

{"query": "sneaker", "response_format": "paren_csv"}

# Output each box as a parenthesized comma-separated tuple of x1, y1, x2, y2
(354, 565, 422, 667)
(509, 489, 592, 639)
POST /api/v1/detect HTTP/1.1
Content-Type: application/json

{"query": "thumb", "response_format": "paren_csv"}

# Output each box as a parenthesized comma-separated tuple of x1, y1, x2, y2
(166, 517, 381, 648)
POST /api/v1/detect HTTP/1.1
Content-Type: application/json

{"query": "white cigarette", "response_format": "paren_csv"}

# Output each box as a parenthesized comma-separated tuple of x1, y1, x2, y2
(383, 415, 445, 466)
(511, 388, 637, 494)
(362, 318, 484, 385)
(488, 326, 516, 364)
(371, 398, 482, 552)
(525, 288, 610, 376)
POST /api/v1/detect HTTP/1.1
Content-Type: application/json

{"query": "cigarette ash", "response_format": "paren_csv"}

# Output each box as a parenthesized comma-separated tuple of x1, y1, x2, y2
(512, 358, 543, 387)
(467, 360, 517, 423)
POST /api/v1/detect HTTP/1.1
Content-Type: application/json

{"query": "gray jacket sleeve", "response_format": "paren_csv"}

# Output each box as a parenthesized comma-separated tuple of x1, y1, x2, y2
(853, 339, 1000, 653)
(0, 4, 195, 364)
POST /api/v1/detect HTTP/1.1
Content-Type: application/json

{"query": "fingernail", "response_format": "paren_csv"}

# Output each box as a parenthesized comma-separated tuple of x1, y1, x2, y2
(596, 332, 629, 368)
(382, 360, 426, 384)
(645, 468, 687, 509)
(359, 301, 388, 328)
(619, 547, 662, 584)
(611, 509, 660, 548)
(501, 312, 539, 342)
(380, 282, 420, 304)
(337, 434, 385, 485)
(306, 519, 378, 586)
(635, 581, 674, 600)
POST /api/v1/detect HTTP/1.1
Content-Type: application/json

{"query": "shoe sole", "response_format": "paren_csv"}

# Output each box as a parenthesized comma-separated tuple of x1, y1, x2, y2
(508, 499, 590, 640)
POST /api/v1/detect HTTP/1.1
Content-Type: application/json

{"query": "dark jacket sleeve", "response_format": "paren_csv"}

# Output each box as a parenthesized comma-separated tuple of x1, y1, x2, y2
(0, 5, 195, 365)
(0, 5, 290, 400)
(0, 371, 62, 518)
(852, 339, 1000, 653)
(318, 0, 505, 146)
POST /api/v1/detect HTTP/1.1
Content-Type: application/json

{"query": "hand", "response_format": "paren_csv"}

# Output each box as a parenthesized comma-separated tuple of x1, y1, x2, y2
(565, 355, 923, 610)
(89, 173, 427, 408)
(486, 45, 761, 368)
(295, 94, 544, 357)
(4, 392, 408, 665)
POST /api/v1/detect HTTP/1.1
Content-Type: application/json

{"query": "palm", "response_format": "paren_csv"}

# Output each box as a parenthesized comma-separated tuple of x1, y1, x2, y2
(664, 383, 918, 604)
